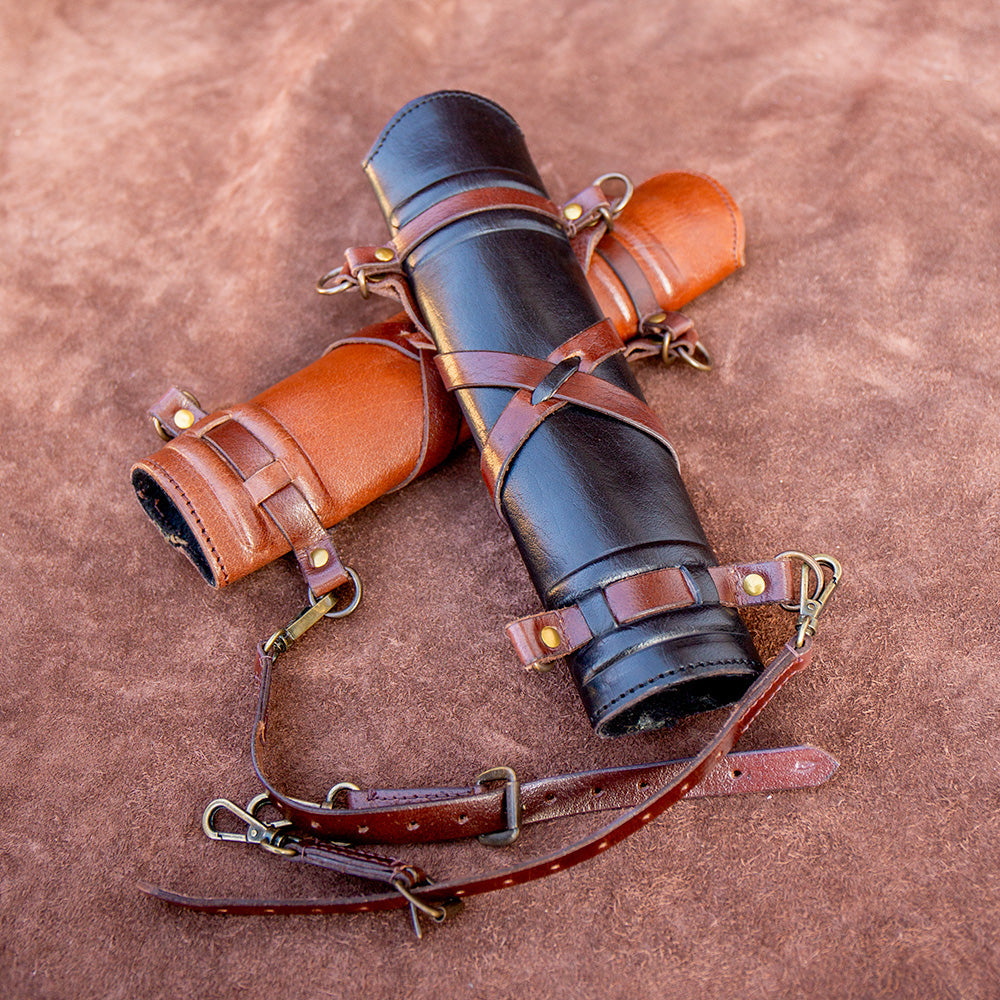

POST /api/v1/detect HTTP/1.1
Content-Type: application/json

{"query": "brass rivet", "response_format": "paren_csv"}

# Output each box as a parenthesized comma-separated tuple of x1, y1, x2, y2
(742, 573, 767, 597)
(374, 247, 394, 262)
(309, 548, 330, 569)
(648, 312, 667, 325)
(539, 626, 562, 650)
(563, 203, 583, 221)
(173, 408, 195, 429)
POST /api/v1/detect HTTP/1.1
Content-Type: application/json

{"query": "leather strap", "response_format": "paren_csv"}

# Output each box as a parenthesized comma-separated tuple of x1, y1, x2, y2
(325, 181, 616, 341)
(435, 319, 679, 508)
(597, 234, 664, 324)
(508, 559, 796, 669)
(190, 407, 350, 596)
(140, 637, 816, 916)
(393, 186, 564, 261)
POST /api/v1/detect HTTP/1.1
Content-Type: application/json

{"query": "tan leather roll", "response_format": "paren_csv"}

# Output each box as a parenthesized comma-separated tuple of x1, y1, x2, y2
(131, 171, 745, 590)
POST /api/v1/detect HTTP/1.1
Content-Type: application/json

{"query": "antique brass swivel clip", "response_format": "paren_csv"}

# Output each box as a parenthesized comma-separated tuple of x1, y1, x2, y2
(776, 552, 843, 648)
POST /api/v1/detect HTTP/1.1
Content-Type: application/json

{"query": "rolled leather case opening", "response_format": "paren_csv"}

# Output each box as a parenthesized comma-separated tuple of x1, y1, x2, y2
(363, 91, 760, 737)
(132, 168, 745, 593)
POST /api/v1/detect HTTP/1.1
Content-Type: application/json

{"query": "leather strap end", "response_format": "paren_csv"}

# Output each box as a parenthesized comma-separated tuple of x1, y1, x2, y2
(345, 244, 401, 277)
(292, 533, 350, 597)
(148, 387, 208, 439)
(560, 183, 612, 237)
(505, 606, 593, 669)
(708, 559, 796, 608)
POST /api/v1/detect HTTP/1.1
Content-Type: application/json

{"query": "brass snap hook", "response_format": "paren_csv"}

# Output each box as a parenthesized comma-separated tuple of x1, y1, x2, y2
(201, 798, 297, 857)
(775, 552, 843, 647)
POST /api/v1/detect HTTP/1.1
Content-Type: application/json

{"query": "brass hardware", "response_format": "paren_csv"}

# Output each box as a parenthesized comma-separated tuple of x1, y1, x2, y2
(173, 408, 195, 429)
(592, 172, 634, 218)
(308, 567, 363, 620)
(308, 548, 330, 569)
(202, 798, 297, 857)
(742, 573, 767, 597)
(775, 552, 843, 648)
(374, 247, 395, 262)
(316, 268, 356, 295)
(563, 202, 583, 221)
(323, 781, 360, 808)
(152, 390, 201, 440)
(391, 878, 456, 939)
(671, 340, 713, 372)
(263, 567, 363, 657)
(539, 626, 562, 649)
(475, 766, 522, 847)
(647, 311, 667, 325)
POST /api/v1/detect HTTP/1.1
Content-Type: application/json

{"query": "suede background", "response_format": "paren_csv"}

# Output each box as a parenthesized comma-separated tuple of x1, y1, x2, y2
(2, 2, 998, 998)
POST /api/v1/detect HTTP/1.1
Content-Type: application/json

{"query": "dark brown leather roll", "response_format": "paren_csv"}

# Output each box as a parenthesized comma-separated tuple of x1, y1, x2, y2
(361, 91, 760, 737)
(131, 169, 744, 594)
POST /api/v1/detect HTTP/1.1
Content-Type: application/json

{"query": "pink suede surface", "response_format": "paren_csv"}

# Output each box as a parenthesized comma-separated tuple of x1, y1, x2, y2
(2, 2, 998, 998)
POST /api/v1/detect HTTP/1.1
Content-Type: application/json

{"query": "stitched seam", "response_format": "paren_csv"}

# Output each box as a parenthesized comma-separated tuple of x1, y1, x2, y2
(684, 170, 741, 270)
(145, 458, 229, 584)
(365, 91, 520, 164)
(594, 656, 758, 716)
(367, 790, 459, 803)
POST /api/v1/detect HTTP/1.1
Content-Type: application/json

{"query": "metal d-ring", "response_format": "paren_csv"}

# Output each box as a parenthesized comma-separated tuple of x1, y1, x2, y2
(308, 566, 363, 619)
(593, 171, 634, 219)
(316, 268, 357, 295)
(671, 339, 714, 372)
(774, 551, 825, 613)
(323, 781, 361, 808)
(775, 551, 843, 647)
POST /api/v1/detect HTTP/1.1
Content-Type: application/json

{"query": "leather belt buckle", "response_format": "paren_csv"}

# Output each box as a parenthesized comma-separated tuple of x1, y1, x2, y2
(474, 766, 522, 847)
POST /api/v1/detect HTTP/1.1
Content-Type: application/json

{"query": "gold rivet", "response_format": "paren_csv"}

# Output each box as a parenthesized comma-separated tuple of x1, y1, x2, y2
(539, 626, 561, 650)
(563, 203, 583, 221)
(742, 573, 767, 597)
(648, 312, 667, 325)
(374, 247, 394, 262)
(309, 548, 330, 569)
(173, 408, 195, 429)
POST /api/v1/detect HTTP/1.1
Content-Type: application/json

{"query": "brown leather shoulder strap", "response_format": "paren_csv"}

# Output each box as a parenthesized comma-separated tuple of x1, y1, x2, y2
(139, 638, 815, 918)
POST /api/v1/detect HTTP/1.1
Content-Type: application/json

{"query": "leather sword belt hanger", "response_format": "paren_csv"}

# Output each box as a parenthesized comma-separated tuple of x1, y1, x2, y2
(131, 169, 740, 596)
(140, 93, 844, 936)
